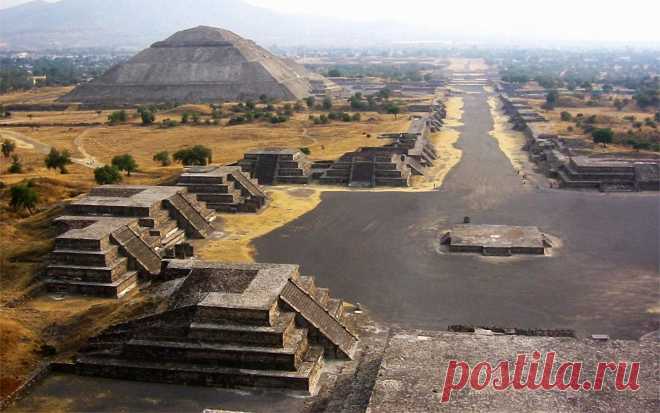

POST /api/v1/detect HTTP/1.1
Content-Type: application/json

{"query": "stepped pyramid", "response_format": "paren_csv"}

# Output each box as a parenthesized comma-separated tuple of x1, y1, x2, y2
(61, 26, 334, 104)
(74, 260, 358, 394)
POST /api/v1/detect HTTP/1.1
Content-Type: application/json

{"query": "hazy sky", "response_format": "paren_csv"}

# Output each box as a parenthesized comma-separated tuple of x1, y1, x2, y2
(1, 0, 659, 44)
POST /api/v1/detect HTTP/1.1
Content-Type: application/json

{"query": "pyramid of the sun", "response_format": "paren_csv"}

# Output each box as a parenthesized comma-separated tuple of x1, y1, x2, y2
(61, 26, 330, 103)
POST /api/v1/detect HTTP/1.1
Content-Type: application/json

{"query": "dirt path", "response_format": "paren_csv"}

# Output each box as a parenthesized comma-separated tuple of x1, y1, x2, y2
(0, 128, 102, 169)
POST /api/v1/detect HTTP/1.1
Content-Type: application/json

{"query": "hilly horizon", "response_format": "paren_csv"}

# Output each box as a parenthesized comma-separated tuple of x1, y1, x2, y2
(0, 0, 435, 50)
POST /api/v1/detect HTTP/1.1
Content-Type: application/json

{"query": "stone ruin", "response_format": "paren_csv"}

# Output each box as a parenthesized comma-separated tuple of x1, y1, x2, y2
(46, 186, 216, 298)
(73, 260, 358, 394)
(239, 148, 313, 185)
(499, 91, 660, 192)
(177, 166, 268, 213)
(441, 224, 550, 256)
(318, 117, 439, 188)
(60, 26, 340, 104)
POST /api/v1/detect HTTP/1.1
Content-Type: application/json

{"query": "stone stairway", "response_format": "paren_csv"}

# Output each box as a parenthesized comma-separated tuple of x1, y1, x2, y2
(110, 226, 162, 276)
(164, 193, 215, 238)
(280, 279, 358, 359)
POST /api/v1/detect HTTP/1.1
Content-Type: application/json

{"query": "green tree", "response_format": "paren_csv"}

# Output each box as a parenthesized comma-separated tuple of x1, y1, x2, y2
(592, 128, 614, 144)
(191, 112, 200, 124)
(153, 151, 171, 166)
(560, 111, 572, 121)
(327, 68, 342, 77)
(181, 112, 190, 124)
(8, 154, 22, 173)
(111, 154, 138, 176)
(138, 107, 155, 125)
(44, 148, 72, 174)
(304, 96, 315, 109)
(386, 104, 401, 119)
(352, 113, 362, 122)
(10, 182, 38, 214)
(173, 145, 213, 166)
(322, 96, 333, 110)
(2, 139, 16, 158)
(259, 94, 269, 104)
(545, 90, 559, 108)
(94, 165, 122, 185)
(299, 147, 311, 155)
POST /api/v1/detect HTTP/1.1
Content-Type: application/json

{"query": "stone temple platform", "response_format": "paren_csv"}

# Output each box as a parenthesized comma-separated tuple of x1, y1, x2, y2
(177, 166, 268, 213)
(442, 224, 548, 256)
(47, 185, 216, 298)
(72, 260, 358, 394)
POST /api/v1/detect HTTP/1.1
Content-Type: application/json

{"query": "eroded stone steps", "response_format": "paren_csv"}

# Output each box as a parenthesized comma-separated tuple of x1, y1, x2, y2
(75, 346, 324, 393)
(47, 257, 129, 283)
(121, 328, 309, 371)
(188, 312, 297, 347)
(47, 270, 138, 298)
(50, 247, 120, 267)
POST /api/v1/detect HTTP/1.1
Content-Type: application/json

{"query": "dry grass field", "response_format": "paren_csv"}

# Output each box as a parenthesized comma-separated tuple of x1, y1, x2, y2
(0, 86, 74, 105)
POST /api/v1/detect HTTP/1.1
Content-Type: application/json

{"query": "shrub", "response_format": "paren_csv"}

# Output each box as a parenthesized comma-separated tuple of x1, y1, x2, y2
(10, 182, 38, 214)
(94, 165, 122, 185)
(560, 111, 572, 121)
(108, 110, 128, 124)
(44, 148, 72, 174)
(8, 155, 22, 173)
(161, 118, 178, 128)
(138, 107, 155, 125)
(592, 128, 614, 144)
(2, 139, 16, 158)
(299, 147, 311, 155)
(153, 151, 171, 166)
(173, 145, 212, 166)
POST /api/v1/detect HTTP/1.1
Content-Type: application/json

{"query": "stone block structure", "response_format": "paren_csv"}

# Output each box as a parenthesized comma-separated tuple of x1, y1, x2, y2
(178, 166, 267, 213)
(239, 148, 312, 185)
(498, 90, 660, 192)
(557, 156, 660, 191)
(441, 224, 549, 256)
(46, 186, 216, 298)
(73, 260, 358, 394)
(318, 113, 440, 188)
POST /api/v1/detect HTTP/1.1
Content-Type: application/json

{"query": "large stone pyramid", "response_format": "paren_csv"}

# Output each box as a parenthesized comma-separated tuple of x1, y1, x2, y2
(61, 26, 328, 103)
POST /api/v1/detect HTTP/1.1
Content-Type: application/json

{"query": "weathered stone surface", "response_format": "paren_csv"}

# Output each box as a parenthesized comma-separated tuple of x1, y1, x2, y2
(368, 329, 658, 412)
(60, 26, 336, 104)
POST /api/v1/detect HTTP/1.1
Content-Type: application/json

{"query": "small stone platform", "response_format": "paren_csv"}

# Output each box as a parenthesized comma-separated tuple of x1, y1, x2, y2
(177, 166, 268, 213)
(239, 148, 312, 185)
(442, 224, 548, 256)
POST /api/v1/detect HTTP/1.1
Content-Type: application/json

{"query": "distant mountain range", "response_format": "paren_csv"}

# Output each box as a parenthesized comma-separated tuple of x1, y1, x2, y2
(0, 0, 440, 50)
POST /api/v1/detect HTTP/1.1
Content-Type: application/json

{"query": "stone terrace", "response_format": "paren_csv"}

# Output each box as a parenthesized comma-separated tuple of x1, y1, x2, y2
(73, 260, 358, 394)
(239, 148, 313, 185)
(177, 166, 267, 213)
(46, 186, 216, 298)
